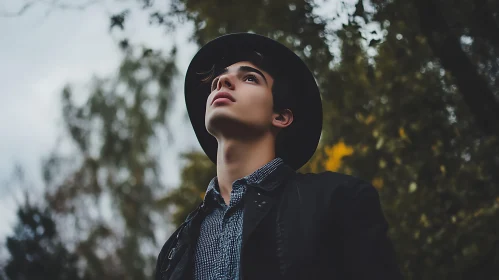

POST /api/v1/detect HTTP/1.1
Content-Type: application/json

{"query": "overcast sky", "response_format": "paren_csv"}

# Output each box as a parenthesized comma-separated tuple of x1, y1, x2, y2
(0, 0, 201, 241)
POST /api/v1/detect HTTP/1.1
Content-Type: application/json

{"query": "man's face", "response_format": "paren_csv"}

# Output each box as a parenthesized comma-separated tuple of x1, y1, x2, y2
(205, 61, 275, 138)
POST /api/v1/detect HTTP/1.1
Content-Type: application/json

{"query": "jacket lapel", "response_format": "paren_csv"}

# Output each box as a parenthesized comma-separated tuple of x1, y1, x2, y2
(242, 188, 275, 246)
(241, 164, 295, 247)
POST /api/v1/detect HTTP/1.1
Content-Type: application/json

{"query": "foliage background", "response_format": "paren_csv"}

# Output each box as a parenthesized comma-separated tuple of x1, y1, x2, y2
(1, 0, 498, 279)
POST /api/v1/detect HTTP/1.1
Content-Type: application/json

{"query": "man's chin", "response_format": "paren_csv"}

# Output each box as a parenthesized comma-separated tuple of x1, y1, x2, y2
(206, 116, 262, 140)
(206, 114, 242, 132)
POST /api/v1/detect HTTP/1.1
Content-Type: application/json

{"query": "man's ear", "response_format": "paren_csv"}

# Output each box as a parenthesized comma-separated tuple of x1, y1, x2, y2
(272, 109, 293, 129)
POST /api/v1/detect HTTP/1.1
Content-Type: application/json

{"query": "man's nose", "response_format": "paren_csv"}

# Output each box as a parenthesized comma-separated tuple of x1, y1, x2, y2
(216, 74, 235, 91)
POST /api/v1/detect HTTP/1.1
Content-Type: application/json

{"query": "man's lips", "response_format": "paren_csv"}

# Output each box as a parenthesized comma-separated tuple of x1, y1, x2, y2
(211, 91, 235, 105)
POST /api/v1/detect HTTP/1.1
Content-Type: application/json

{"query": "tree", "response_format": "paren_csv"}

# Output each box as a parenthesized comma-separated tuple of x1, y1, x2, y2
(41, 45, 177, 279)
(3, 202, 82, 280)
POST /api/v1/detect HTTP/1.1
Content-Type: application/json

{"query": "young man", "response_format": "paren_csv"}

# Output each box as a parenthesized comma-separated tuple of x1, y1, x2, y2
(156, 33, 402, 280)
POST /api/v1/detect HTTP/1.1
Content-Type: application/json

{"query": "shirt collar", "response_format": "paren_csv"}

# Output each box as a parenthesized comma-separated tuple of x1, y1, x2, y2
(203, 157, 287, 204)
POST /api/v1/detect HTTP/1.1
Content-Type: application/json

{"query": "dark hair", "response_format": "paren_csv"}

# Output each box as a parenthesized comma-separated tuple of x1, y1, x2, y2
(200, 50, 298, 156)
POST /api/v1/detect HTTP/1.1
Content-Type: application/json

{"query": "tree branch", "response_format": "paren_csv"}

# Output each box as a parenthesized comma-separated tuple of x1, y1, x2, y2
(0, 0, 101, 17)
(0, 1, 37, 17)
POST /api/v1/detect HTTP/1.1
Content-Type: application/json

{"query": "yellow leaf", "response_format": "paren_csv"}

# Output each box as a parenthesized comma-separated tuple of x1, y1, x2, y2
(372, 177, 384, 190)
(414, 230, 420, 239)
(420, 213, 430, 228)
(365, 115, 375, 125)
(399, 127, 407, 139)
(376, 137, 384, 149)
(440, 165, 446, 174)
(361, 145, 369, 153)
(324, 141, 354, 171)
(473, 208, 484, 217)
(408, 182, 417, 193)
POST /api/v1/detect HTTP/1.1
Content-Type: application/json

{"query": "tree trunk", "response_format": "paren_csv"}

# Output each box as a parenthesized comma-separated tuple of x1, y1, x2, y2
(416, 0, 499, 136)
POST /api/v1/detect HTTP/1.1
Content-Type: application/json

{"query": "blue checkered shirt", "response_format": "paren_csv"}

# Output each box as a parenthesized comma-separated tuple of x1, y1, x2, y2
(193, 157, 284, 280)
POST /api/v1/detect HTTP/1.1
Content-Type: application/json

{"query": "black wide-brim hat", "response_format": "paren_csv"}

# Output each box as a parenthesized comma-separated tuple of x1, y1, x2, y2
(185, 33, 322, 170)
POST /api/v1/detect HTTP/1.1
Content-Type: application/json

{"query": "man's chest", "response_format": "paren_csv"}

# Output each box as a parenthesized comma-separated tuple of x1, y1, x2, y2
(194, 201, 245, 279)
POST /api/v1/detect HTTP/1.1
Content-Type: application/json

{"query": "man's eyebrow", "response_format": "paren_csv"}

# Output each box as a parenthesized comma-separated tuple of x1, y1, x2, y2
(239, 66, 268, 84)
(212, 66, 268, 85)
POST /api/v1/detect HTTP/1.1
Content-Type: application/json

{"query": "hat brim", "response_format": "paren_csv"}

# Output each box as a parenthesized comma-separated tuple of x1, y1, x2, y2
(185, 33, 322, 170)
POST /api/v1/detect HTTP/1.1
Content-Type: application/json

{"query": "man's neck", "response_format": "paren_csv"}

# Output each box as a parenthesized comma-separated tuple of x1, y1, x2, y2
(216, 133, 276, 205)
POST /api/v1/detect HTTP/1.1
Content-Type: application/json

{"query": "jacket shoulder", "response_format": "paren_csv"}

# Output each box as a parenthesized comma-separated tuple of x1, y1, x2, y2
(292, 171, 378, 201)
(294, 171, 368, 189)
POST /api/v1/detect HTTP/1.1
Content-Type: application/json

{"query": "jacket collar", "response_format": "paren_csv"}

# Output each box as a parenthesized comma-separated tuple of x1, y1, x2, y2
(202, 158, 292, 207)
(247, 163, 295, 192)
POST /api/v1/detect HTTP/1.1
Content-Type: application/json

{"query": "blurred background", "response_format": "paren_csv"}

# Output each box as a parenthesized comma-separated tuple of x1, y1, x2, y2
(0, 0, 498, 279)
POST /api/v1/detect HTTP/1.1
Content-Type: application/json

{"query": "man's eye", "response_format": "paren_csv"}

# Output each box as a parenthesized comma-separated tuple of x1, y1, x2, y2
(244, 74, 258, 83)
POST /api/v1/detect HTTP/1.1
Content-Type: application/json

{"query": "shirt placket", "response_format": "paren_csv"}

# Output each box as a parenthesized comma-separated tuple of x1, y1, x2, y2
(217, 182, 243, 280)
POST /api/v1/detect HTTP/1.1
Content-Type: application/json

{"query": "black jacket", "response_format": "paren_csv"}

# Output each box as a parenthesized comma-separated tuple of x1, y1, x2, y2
(155, 164, 402, 280)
